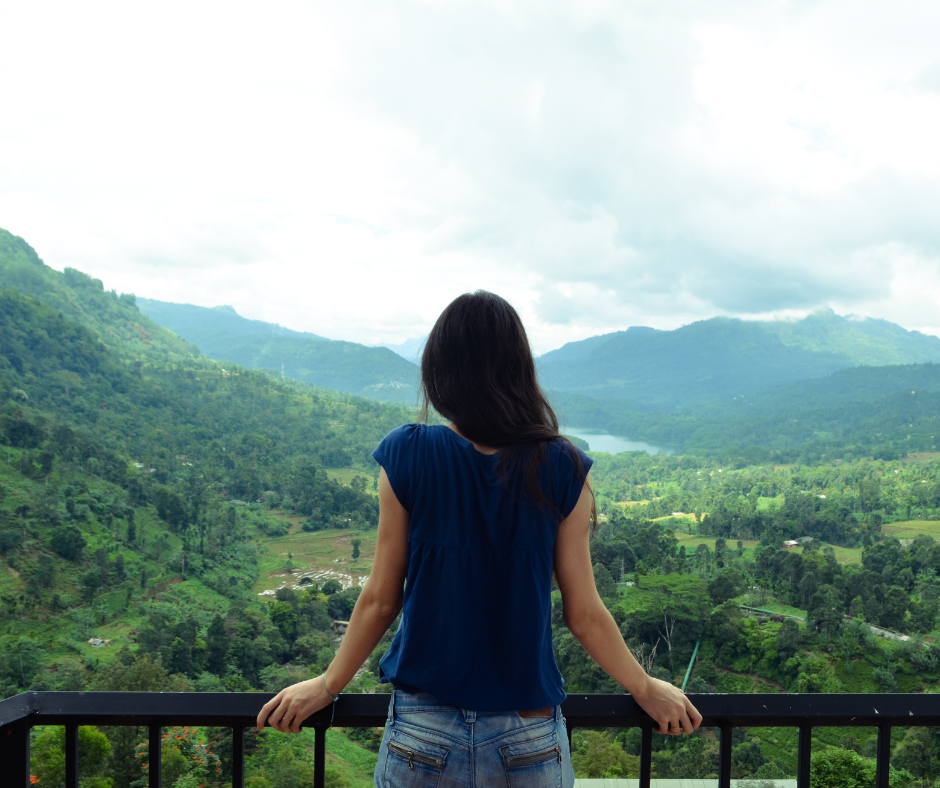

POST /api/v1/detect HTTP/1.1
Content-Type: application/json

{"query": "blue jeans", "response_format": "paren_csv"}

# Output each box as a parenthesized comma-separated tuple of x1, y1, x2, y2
(374, 689, 575, 788)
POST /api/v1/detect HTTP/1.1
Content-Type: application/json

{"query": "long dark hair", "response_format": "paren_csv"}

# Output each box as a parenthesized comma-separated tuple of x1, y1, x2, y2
(419, 291, 594, 525)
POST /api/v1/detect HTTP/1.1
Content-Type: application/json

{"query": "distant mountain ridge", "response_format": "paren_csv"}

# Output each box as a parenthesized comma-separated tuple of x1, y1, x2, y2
(540, 310, 940, 411)
(137, 298, 419, 404)
(553, 362, 940, 460)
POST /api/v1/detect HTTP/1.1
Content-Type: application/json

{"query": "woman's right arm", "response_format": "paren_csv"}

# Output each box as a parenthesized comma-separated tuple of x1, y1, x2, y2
(554, 481, 703, 736)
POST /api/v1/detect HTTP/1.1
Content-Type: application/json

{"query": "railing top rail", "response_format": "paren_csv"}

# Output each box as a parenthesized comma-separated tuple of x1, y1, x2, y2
(3, 692, 940, 730)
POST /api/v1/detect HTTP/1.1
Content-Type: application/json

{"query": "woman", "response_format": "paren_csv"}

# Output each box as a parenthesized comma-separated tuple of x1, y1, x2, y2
(257, 291, 702, 786)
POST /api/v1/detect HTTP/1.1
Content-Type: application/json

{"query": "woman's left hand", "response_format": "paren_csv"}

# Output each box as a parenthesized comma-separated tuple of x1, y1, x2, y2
(256, 676, 335, 733)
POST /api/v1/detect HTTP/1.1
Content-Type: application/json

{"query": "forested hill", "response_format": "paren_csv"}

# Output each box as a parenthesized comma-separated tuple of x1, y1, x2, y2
(540, 310, 940, 411)
(0, 282, 410, 686)
(555, 363, 940, 462)
(138, 298, 419, 404)
(0, 229, 197, 362)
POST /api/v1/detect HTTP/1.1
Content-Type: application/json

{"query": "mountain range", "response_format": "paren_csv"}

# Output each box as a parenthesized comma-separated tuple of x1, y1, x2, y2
(538, 311, 940, 412)
(3, 225, 940, 459)
(135, 299, 419, 404)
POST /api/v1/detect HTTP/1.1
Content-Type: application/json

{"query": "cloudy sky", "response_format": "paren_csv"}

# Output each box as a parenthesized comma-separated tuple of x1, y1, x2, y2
(2, 0, 940, 353)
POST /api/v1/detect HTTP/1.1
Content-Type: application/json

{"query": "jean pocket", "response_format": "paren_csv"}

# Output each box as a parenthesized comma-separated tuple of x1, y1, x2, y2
(382, 729, 449, 787)
(500, 732, 563, 788)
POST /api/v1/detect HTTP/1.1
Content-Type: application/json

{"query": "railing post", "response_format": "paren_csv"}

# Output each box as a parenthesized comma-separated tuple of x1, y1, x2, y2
(639, 726, 652, 788)
(65, 723, 79, 788)
(149, 724, 162, 788)
(0, 723, 30, 787)
(566, 725, 573, 754)
(231, 726, 245, 788)
(314, 724, 326, 788)
(718, 725, 732, 788)
(797, 724, 812, 788)
(876, 724, 892, 788)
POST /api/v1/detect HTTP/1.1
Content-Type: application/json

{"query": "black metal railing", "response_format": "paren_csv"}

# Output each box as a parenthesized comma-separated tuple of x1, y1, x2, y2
(2, 691, 938, 787)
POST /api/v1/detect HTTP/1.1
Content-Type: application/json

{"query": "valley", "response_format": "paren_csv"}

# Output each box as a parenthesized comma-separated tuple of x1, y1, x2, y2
(2, 226, 940, 784)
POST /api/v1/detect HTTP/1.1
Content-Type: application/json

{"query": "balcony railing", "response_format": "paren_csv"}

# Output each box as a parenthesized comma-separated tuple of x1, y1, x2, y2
(2, 691, 938, 787)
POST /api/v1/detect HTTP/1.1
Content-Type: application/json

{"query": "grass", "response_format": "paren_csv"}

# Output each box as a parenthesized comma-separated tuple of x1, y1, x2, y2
(253, 526, 378, 594)
(0, 563, 19, 595)
(735, 596, 806, 620)
(883, 520, 940, 540)
(670, 523, 865, 565)
(326, 729, 379, 773)
(902, 452, 940, 464)
(823, 544, 864, 564)
(672, 532, 760, 557)
(324, 467, 378, 497)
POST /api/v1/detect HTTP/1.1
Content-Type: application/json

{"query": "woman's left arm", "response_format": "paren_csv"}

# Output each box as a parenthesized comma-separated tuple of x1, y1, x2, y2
(256, 467, 409, 733)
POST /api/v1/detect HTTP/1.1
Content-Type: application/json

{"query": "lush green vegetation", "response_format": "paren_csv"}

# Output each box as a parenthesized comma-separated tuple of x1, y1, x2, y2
(0, 229, 197, 363)
(0, 232, 409, 785)
(5, 226, 940, 785)
(554, 451, 940, 782)
(137, 298, 419, 404)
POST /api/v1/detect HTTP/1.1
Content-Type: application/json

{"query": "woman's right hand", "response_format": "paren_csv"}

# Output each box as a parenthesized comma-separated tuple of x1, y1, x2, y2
(631, 675, 703, 736)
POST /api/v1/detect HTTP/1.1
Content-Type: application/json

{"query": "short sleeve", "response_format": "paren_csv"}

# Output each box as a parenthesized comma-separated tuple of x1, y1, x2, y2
(555, 442, 593, 519)
(372, 424, 420, 512)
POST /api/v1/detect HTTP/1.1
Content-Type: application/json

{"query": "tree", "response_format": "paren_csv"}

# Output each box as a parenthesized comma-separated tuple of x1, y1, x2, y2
(708, 569, 742, 605)
(807, 585, 842, 640)
(849, 596, 864, 620)
(593, 562, 617, 599)
(572, 730, 637, 778)
(35, 553, 57, 588)
(328, 593, 355, 621)
(775, 618, 801, 663)
(91, 654, 193, 692)
(31, 725, 111, 788)
(733, 741, 766, 776)
(82, 568, 103, 601)
(351, 539, 361, 561)
(811, 746, 912, 788)
(882, 586, 909, 631)
(270, 601, 298, 641)
(639, 574, 709, 654)
(51, 525, 86, 561)
(206, 614, 228, 674)
(322, 579, 342, 595)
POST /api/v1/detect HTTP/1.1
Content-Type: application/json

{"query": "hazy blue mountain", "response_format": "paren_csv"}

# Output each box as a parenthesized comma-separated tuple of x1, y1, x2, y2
(137, 298, 419, 403)
(539, 310, 940, 411)
(377, 336, 425, 363)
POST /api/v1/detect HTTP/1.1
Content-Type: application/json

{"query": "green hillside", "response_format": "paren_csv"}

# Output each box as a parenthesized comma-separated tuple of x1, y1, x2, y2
(0, 281, 407, 784)
(0, 229, 197, 362)
(138, 298, 419, 404)
(555, 363, 940, 462)
(539, 310, 940, 410)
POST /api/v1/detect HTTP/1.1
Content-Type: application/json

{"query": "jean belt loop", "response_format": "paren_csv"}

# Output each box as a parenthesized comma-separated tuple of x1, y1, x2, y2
(555, 704, 562, 724)
(388, 688, 396, 726)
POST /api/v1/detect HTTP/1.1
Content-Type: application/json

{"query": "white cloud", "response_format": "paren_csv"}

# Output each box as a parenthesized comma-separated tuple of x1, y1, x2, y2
(1, 0, 939, 353)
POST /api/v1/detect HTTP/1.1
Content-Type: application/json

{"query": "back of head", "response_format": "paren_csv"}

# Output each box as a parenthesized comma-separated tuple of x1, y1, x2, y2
(420, 290, 558, 447)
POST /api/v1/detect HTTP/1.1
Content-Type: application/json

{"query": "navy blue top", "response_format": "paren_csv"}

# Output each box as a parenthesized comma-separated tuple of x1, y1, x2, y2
(371, 423, 592, 712)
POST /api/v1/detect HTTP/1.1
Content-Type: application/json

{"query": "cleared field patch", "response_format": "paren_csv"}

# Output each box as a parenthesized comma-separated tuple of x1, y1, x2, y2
(883, 520, 940, 540)
(902, 452, 940, 464)
(825, 544, 864, 564)
(325, 467, 378, 497)
(672, 533, 760, 556)
(254, 527, 378, 594)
